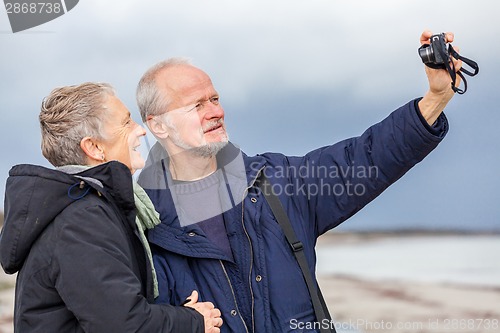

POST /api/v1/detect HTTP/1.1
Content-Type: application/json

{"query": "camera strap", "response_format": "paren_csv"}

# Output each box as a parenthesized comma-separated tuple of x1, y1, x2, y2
(428, 44, 479, 94)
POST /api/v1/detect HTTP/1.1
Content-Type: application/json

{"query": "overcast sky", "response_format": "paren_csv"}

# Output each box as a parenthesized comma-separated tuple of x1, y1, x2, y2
(1, 0, 498, 231)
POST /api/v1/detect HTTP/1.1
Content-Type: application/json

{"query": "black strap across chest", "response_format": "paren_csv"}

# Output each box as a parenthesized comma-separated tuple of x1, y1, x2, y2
(257, 171, 336, 333)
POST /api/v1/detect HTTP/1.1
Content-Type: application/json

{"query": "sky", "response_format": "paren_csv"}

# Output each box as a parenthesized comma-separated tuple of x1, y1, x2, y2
(0, 0, 499, 232)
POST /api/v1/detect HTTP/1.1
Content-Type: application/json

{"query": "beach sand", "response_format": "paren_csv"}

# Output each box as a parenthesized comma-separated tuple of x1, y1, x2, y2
(0, 233, 499, 333)
(318, 274, 500, 333)
(0, 273, 14, 333)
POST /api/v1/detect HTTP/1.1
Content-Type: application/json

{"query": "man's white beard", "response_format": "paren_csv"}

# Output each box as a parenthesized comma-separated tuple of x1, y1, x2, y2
(165, 117, 229, 158)
(190, 141, 229, 158)
(169, 129, 229, 158)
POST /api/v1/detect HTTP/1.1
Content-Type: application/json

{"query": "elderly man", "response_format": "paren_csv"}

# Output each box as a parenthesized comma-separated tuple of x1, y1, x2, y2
(137, 31, 461, 332)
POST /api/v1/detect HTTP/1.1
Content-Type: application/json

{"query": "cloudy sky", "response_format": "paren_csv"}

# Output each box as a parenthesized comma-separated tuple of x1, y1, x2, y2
(0, 0, 498, 231)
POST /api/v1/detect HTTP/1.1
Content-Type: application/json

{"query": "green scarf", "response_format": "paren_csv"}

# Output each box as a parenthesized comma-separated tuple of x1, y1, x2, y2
(133, 182, 161, 299)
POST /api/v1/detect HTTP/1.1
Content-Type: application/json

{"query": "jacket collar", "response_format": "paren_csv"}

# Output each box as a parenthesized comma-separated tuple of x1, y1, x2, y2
(140, 142, 267, 259)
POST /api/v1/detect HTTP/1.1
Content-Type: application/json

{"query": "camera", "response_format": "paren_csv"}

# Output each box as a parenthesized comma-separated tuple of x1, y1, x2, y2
(418, 33, 449, 66)
(417, 32, 479, 94)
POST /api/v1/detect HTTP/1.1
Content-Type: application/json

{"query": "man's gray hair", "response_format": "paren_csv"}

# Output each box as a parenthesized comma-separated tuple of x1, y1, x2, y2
(136, 57, 192, 122)
(39, 82, 115, 167)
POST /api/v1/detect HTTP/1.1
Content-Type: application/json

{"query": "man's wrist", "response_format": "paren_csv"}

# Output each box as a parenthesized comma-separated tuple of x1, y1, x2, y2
(418, 90, 453, 125)
(414, 98, 444, 136)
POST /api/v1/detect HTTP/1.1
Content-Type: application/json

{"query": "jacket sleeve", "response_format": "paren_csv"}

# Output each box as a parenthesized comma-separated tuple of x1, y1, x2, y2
(263, 99, 448, 238)
(52, 203, 204, 333)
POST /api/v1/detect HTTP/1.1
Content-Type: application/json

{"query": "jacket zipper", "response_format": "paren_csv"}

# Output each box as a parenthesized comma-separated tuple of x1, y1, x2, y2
(219, 260, 250, 333)
(240, 166, 265, 333)
(240, 190, 255, 333)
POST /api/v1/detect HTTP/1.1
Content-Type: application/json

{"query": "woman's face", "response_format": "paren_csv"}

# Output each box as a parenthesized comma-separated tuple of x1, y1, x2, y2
(99, 96, 146, 174)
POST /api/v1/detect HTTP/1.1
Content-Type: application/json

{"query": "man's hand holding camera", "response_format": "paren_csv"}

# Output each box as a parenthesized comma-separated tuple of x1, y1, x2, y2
(418, 30, 461, 125)
(421, 31, 463, 95)
(417, 30, 479, 125)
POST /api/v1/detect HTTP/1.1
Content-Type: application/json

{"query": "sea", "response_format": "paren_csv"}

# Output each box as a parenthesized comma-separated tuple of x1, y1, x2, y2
(316, 233, 500, 287)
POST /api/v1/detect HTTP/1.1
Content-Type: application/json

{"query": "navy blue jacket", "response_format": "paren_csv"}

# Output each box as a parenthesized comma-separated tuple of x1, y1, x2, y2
(139, 99, 448, 332)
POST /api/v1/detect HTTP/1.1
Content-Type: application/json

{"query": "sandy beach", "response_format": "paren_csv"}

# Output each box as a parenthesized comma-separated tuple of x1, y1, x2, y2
(1, 232, 499, 333)
(0, 273, 14, 333)
(318, 274, 500, 333)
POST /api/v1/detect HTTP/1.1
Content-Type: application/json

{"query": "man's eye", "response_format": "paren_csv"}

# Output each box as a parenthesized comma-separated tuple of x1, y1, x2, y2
(210, 97, 220, 105)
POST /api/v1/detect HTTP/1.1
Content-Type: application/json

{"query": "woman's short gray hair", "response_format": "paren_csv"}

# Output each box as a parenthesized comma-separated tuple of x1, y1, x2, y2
(39, 82, 115, 167)
(136, 57, 192, 122)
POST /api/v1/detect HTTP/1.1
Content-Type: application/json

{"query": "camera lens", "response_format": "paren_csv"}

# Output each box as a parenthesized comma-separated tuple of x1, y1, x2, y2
(419, 45, 434, 64)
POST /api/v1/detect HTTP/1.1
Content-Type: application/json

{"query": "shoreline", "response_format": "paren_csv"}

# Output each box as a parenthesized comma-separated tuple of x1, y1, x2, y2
(317, 229, 500, 244)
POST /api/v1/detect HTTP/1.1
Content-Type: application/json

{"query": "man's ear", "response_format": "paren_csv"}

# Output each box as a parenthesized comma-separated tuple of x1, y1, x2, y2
(80, 137, 105, 164)
(146, 116, 169, 140)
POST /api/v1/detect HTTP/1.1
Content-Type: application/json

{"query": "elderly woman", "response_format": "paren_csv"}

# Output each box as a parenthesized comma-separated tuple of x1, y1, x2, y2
(0, 83, 223, 333)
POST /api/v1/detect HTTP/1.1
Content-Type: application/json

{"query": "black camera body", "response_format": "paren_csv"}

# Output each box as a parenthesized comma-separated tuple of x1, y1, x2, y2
(418, 33, 449, 67)
(417, 32, 479, 94)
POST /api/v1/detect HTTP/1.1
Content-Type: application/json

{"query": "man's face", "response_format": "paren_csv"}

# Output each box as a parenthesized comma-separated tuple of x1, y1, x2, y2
(100, 96, 146, 173)
(156, 65, 229, 156)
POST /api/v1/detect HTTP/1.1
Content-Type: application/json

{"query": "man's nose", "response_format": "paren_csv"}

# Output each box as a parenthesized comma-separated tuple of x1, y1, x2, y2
(203, 102, 224, 119)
